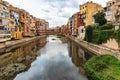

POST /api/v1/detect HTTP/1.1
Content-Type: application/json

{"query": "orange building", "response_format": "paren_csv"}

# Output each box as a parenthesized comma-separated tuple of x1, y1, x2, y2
(19, 9, 34, 37)
(35, 18, 42, 35)
(30, 15, 36, 35)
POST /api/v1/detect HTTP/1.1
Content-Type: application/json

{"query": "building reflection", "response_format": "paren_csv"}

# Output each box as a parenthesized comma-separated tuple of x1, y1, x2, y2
(68, 43, 94, 76)
(0, 39, 46, 69)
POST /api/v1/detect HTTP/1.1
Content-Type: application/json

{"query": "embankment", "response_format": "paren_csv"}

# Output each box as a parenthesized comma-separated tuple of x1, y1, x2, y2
(0, 35, 47, 54)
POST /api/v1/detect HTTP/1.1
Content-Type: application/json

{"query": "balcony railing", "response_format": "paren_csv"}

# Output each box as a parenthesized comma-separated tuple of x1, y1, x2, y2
(19, 17, 25, 23)
(0, 30, 10, 34)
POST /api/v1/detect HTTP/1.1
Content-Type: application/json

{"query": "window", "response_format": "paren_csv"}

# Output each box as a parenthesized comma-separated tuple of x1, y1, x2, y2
(0, 26, 4, 30)
(0, 19, 2, 24)
(106, 11, 111, 16)
(107, 7, 111, 11)
(1, 12, 3, 16)
(113, 2, 115, 5)
(5, 12, 9, 17)
(3, 7, 5, 10)
(81, 29, 84, 33)
(3, 7, 6, 10)
(118, 5, 120, 8)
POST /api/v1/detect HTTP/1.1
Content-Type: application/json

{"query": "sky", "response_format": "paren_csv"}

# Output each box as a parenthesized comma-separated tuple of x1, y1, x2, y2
(4, 0, 110, 27)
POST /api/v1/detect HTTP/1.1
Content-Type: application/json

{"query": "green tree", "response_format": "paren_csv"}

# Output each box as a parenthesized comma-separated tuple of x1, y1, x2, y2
(84, 25, 93, 42)
(93, 11, 107, 26)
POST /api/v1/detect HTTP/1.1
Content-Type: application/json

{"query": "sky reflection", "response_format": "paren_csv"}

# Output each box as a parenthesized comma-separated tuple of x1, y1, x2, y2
(14, 36, 87, 80)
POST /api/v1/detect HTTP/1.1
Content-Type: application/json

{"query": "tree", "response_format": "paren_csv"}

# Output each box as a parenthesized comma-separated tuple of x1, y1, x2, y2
(93, 11, 107, 26)
(84, 25, 93, 42)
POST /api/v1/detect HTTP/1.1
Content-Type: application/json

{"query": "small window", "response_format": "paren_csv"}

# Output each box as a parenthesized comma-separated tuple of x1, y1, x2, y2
(5, 12, 9, 17)
(0, 19, 2, 25)
(0, 26, 4, 30)
(1, 13, 3, 16)
(3, 7, 6, 10)
(118, 5, 120, 8)
(113, 2, 115, 4)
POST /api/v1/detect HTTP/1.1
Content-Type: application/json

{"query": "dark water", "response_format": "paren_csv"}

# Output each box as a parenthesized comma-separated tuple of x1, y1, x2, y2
(14, 35, 88, 80)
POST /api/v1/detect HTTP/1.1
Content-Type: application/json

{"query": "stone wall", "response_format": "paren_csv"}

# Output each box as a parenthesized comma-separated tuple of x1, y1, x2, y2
(102, 38, 120, 50)
(0, 35, 47, 54)
(67, 36, 120, 59)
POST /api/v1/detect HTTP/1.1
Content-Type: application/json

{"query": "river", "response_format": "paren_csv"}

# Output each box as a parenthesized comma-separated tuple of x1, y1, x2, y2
(14, 35, 88, 80)
(0, 36, 46, 80)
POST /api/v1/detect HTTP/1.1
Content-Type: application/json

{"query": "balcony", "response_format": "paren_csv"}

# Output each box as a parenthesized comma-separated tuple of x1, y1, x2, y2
(9, 24, 15, 28)
(19, 17, 25, 23)
(9, 18, 14, 22)
(0, 30, 10, 34)
(81, 15, 86, 19)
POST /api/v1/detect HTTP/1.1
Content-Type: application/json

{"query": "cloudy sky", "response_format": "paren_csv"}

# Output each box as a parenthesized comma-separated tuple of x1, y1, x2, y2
(4, 0, 110, 27)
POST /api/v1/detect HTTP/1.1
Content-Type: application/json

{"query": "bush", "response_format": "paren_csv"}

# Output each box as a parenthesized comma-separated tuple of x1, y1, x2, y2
(84, 25, 94, 42)
(56, 34, 65, 38)
(91, 23, 99, 30)
(99, 30, 114, 43)
(100, 24, 114, 30)
(84, 24, 119, 44)
(92, 30, 100, 44)
(116, 30, 120, 40)
(85, 55, 120, 80)
(91, 30, 114, 44)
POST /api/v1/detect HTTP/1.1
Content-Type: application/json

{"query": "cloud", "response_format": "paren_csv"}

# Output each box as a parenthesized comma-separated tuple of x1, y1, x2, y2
(4, 0, 110, 27)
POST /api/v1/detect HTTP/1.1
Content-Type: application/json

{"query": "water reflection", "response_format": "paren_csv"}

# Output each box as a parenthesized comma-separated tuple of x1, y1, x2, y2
(71, 49, 94, 76)
(14, 36, 87, 80)
(0, 38, 46, 80)
(68, 39, 94, 76)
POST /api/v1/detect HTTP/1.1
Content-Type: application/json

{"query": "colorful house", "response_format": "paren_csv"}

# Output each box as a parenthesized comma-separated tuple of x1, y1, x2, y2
(19, 9, 34, 37)
(105, 0, 120, 25)
(0, 0, 11, 42)
(9, 5, 22, 39)
(80, 1, 103, 26)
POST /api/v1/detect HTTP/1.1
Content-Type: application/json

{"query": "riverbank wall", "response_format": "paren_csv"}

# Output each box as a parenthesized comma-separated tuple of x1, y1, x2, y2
(0, 35, 47, 54)
(67, 35, 120, 60)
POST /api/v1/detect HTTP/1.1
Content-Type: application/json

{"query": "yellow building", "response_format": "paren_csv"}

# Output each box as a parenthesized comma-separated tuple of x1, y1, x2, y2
(80, 1, 103, 26)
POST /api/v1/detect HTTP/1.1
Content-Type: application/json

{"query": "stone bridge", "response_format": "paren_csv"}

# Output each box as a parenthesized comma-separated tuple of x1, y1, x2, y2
(67, 35, 120, 60)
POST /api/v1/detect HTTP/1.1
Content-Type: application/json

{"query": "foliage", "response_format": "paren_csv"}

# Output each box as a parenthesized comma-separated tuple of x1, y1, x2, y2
(84, 25, 94, 42)
(100, 24, 114, 30)
(92, 30, 100, 44)
(85, 55, 120, 80)
(84, 24, 120, 44)
(91, 23, 100, 30)
(115, 29, 120, 40)
(93, 11, 107, 26)
(99, 30, 115, 44)
(56, 34, 65, 38)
